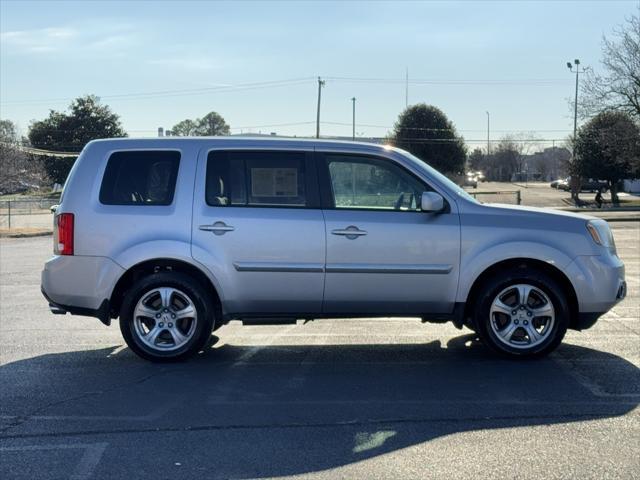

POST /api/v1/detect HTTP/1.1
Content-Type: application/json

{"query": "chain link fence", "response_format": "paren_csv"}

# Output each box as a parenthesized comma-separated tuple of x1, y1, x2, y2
(0, 198, 58, 230)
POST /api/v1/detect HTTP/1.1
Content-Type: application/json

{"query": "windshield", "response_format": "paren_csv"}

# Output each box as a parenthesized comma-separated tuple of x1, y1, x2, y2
(396, 148, 480, 204)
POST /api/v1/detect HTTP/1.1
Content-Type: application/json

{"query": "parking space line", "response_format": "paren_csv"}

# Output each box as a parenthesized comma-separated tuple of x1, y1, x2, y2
(0, 442, 108, 480)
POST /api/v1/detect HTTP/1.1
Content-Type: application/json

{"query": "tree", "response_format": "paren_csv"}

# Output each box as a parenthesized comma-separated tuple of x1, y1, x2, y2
(170, 119, 198, 136)
(486, 137, 521, 181)
(575, 111, 640, 203)
(391, 104, 466, 175)
(580, 10, 640, 120)
(467, 148, 485, 172)
(28, 95, 127, 152)
(171, 111, 230, 137)
(0, 119, 18, 144)
(0, 119, 47, 193)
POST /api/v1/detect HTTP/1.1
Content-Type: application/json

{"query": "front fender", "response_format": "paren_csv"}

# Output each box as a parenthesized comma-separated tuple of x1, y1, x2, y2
(456, 241, 576, 303)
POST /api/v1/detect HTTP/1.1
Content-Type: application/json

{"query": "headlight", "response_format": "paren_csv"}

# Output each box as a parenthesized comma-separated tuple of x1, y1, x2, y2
(586, 220, 616, 251)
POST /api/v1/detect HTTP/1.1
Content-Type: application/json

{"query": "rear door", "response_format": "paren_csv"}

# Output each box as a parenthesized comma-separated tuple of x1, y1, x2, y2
(191, 148, 325, 315)
(318, 152, 460, 315)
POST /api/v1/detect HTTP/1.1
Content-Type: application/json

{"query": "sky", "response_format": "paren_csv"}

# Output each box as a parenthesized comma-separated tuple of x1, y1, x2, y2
(1, 0, 638, 151)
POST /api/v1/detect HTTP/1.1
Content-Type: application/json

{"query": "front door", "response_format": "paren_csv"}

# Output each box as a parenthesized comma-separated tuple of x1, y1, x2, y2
(191, 149, 325, 315)
(318, 152, 460, 315)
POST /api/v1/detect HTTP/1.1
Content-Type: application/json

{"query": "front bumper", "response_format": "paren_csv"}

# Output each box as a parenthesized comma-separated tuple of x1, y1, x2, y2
(565, 253, 626, 330)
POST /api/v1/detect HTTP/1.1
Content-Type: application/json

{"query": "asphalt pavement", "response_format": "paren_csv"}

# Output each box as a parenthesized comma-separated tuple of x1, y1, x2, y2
(0, 224, 638, 479)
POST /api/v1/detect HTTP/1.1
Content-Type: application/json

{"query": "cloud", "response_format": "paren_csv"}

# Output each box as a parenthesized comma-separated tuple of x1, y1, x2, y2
(0, 23, 137, 56)
(1, 27, 78, 53)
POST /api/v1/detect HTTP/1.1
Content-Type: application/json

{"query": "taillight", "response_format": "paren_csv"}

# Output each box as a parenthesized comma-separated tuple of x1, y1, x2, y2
(55, 213, 74, 255)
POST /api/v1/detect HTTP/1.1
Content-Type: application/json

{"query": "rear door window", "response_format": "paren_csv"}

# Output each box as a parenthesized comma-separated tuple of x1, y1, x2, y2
(206, 150, 316, 207)
(100, 150, 180, 205)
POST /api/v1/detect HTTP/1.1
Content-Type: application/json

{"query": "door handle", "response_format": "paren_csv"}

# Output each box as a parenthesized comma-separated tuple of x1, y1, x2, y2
(331, 226, 367, 239)
(199, 221, 235, 235)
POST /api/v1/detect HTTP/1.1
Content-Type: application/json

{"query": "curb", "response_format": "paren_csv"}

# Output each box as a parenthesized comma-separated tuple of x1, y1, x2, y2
(603, 218, 640, 223)
(0, 231, 53, 239)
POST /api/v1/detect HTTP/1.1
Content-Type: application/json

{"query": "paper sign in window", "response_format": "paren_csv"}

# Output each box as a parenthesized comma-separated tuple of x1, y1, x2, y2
(251, 168, 298, 197)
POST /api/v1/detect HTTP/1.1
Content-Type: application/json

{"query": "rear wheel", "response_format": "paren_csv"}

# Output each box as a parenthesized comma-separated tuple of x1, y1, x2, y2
(119, 272, 215, 361)
(473, 268, 569, 358)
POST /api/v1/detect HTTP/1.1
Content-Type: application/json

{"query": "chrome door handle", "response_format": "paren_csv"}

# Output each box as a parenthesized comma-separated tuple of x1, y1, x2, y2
(199, 221, 235, 235)
(331, 226, 367, 239)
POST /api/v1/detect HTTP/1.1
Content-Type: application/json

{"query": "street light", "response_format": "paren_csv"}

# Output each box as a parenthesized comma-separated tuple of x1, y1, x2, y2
(485, 111, 490, 156)
(567, 59, 588, 201)
(351, 97, 356, 141)
(567, 59, 582, 144)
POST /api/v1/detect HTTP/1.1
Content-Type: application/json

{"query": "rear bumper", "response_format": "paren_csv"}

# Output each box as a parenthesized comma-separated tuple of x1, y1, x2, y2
(42, 287, 111, 325)
(41, 254, 124, 324)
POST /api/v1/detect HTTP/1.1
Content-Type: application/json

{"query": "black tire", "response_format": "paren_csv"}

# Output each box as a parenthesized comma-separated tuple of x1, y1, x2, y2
(119, 272, 215, 362)
(473, 267, 569, 358)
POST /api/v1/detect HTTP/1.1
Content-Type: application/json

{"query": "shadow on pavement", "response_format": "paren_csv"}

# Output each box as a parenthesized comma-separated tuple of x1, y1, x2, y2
(1, 333, 638, 478)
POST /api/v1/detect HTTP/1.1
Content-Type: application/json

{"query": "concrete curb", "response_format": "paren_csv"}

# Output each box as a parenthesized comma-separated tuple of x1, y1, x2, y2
(603, 217, 640, 223)
(0, 231, 53, 239)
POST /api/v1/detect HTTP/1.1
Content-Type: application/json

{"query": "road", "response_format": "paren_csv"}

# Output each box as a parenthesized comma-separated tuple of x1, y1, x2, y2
(0, 224, 638, 479)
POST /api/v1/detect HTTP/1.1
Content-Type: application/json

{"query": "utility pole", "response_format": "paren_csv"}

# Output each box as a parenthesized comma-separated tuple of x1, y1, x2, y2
(316, 77, 325, 139)
(485, 111, 490, 156)
(405, 67, 409, 108)
(351, 97, 356, 140)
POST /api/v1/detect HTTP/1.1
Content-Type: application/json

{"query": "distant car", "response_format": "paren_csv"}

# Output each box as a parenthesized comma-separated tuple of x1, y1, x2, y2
(463, 175, 478, 189)
(556, 178, 608, 193)
(557, 178, 571, 191)
(581, 179, 608, 193)
(550, 179, 563, 189)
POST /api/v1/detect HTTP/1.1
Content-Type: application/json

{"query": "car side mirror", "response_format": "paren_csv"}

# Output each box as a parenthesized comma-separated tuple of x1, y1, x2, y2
(421, 192, 444, 213)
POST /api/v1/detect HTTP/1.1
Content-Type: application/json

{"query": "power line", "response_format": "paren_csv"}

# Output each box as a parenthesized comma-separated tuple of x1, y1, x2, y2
(0, 77, 317, 106)
(326, 76, 569, 86)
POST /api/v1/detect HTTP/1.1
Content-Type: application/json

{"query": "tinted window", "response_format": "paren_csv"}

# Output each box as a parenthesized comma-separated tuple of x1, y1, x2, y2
(206, 151, 307, 207)
(326, 154, 427, 211)
(100, 151, 180, 205)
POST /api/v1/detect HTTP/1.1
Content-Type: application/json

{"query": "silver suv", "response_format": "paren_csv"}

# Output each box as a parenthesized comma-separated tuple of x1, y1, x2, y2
(41, 138, 626, 361)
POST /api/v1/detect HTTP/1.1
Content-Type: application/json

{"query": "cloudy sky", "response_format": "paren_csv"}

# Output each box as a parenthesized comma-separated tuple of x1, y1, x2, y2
(1, 0, 637, 148)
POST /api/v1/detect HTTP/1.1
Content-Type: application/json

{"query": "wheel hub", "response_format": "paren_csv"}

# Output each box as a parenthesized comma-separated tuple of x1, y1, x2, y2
(132, 287, 198, 352)
(489, 283, 556, 350)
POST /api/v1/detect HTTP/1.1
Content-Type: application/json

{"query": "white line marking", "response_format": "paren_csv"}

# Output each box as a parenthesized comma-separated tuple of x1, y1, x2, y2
(0, 442, 108, 480)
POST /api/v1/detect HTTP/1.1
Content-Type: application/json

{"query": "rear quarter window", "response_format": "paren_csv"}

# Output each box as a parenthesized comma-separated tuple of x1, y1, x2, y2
(99, 150, 180, 205)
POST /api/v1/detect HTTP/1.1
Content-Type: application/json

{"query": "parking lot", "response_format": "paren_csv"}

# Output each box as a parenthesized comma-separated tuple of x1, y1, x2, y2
(0, 223, 638, 479)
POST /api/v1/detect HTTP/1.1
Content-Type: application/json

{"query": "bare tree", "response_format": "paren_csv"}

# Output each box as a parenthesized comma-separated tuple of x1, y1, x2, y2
(0, 120, 48, 194)
(580, 10, 640, 119)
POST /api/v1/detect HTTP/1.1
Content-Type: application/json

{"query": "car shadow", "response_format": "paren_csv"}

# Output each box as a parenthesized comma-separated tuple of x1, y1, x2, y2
(0, 333, 638, 478)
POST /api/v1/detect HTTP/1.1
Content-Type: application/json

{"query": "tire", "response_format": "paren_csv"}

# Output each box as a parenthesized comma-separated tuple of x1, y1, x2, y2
(119, 272, 215, 362)
(473, 267, 569, 358)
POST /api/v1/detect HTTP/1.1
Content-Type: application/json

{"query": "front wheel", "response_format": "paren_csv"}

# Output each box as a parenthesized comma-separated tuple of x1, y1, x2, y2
(119, 272, 215, 362)
(473, 268, 569, 358)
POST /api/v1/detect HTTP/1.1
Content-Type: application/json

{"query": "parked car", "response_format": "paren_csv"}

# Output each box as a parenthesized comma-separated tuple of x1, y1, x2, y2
(463, 174, 478, 189)
(581, 179, 609, 193)
(550, 179, 563, 189)
(557, 177, 571, 191)
(41, 138, 626, 361)
(556, 177, 608, 193)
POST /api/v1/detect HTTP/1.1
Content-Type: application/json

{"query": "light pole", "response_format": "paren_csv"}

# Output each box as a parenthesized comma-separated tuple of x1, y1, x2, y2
(567, 59, 587, 201)
(351, 97, 356, 140)
(316, 77, 325, 139)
